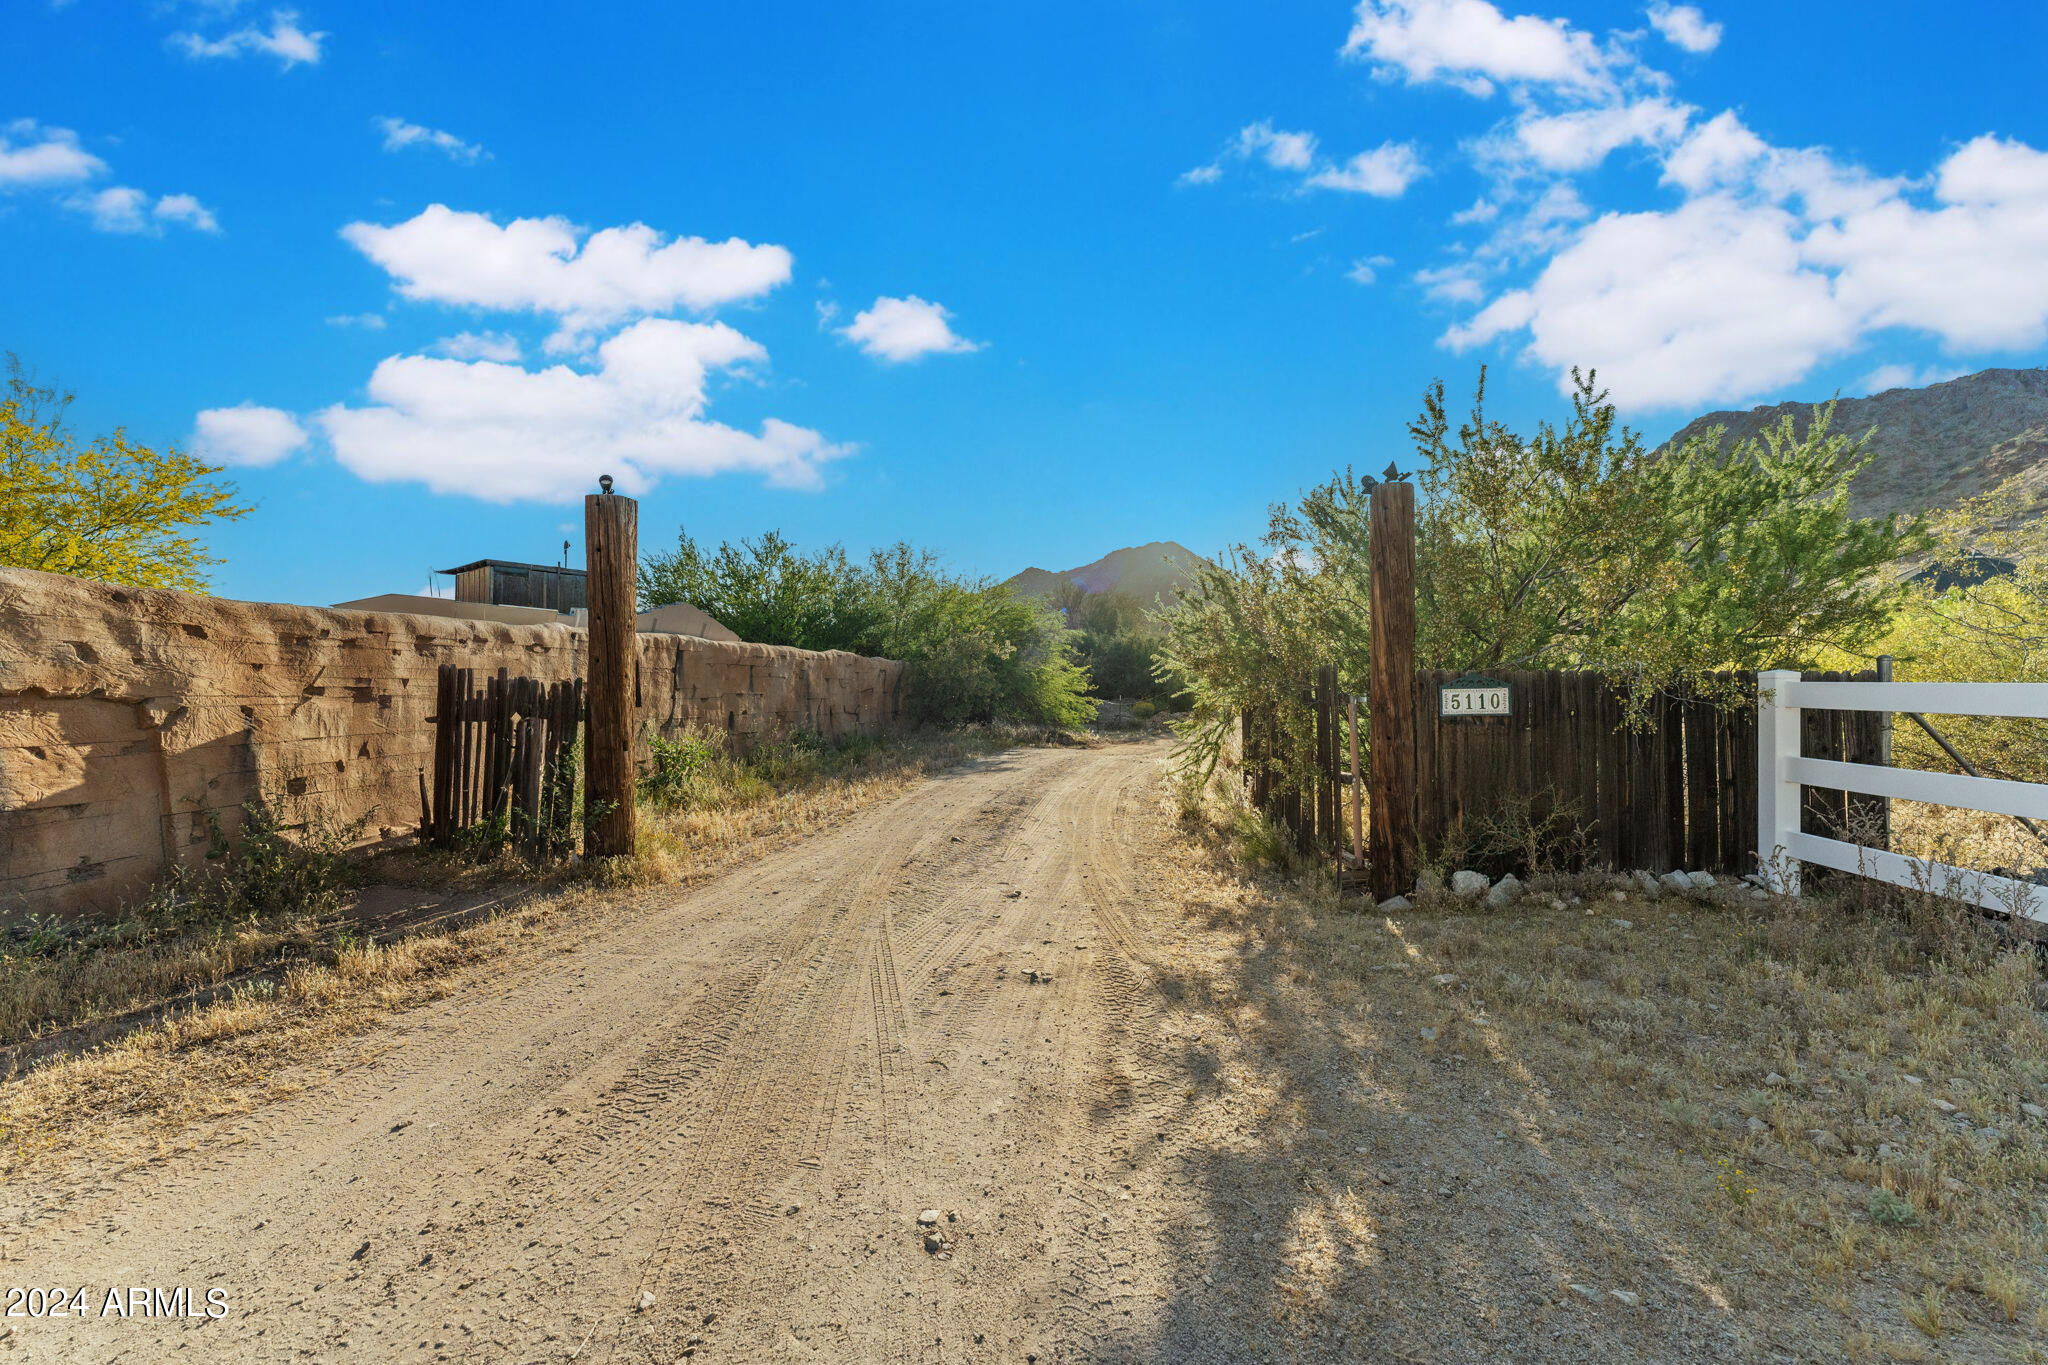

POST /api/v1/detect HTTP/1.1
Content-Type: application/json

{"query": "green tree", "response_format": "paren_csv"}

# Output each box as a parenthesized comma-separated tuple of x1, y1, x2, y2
(642, 529, 1097, 728)
(1161, 368, 1925, 775)
(2, 355, 249, 591)
(1400, 367, 1921, 681)
(637, 528, 873, 650)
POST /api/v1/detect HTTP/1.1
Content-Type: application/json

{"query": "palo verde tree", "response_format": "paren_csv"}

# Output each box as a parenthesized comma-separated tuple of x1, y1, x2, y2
(1, 354, 249, 592)
(1161, 367, 1926, 777)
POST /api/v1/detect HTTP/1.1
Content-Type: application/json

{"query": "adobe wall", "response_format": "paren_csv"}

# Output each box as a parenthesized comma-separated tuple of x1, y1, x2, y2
(0, 566, 904, 920)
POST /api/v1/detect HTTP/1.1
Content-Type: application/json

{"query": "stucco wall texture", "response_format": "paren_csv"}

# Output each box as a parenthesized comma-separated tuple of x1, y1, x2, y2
(0, 567, 904, 919)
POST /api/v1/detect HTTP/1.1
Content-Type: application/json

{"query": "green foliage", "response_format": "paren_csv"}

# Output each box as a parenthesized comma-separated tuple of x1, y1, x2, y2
(1850, 473, 2047, 784)
(1400, 367, 1919, 678)
(1161, 367, 1926, 778)
(636, 726, 899, 815)
(1, 354, 250, 592)
(3, 801, 364, 969)
(641, 531, 1097, 728)
(1866, 1187, 1919, 1228)
(1060, 590, 1186, 707)
(638, 731, 724, 808)
(1153, 538, 1360, 796)
(1132, 699, 1158, 720)
(638, 530, 873, 651)
(188, 801, 365, 921)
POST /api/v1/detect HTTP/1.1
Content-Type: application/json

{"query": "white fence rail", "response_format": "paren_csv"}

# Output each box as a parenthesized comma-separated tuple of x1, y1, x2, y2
(1757, 670, 2048, 924)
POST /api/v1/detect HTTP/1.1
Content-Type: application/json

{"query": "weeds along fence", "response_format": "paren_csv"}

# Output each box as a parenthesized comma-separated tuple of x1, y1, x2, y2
(426, 665, 585, 860)
(1240, 667, 1348, 860)
(1242, 668, 1884, 880)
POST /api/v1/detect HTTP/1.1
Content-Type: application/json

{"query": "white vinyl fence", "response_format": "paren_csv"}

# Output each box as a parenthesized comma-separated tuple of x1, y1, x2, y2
(1757, 671, 2048, 923)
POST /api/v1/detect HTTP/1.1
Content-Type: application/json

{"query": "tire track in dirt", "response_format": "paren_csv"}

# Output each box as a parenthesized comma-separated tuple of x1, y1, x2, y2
(10, 740, 1197, 1365)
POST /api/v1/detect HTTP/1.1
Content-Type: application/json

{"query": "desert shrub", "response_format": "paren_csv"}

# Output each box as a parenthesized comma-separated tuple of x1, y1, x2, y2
(643, 532, 1096, 729)
(2, 800, 363, 974)
(179, 801, 365, 923)
(1133, 699, 1158, 720)
(1161, 367, 1923, 781)
(637, 726, 909, 815)
(1442, 790, 1596, 879)
(639, 731, 724, 809)
(1867, 1187, 1919, 1228)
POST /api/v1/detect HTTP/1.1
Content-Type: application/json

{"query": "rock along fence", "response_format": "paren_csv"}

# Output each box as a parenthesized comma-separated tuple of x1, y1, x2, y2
(0, 566, 904, 919)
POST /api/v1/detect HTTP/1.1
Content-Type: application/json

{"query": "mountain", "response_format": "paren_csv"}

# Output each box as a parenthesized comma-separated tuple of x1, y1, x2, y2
(1003, 541, 1211, 607)
(1666, 367, 2048, 547)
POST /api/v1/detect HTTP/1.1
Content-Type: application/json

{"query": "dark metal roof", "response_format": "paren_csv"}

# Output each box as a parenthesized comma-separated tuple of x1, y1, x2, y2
(435, 559, 587, 576)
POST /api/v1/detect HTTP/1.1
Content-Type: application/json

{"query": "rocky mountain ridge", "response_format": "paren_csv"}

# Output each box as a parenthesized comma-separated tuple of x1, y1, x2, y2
(1667, 367, 2048, 544)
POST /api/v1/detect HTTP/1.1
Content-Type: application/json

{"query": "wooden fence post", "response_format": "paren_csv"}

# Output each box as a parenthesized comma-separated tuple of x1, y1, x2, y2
(585, 486, 638, 858)
(1368, 480, 1417, 901)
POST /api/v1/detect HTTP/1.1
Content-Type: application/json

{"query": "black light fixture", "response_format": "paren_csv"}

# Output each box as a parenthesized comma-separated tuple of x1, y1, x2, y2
(598, 473, 614, 495)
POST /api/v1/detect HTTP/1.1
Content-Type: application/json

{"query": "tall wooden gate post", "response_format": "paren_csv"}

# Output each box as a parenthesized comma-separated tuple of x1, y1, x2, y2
(584, 484, 638, 858)
(1368, 480, 1418, 900)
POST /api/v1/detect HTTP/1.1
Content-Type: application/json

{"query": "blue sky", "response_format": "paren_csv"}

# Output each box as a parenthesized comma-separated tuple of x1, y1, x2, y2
(7, 1, 2048, 607)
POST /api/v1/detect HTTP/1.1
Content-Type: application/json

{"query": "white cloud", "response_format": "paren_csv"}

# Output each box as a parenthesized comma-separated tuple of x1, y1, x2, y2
(1646, 3, 1722, 55)
(1187, 120, 1426, 199)
(1343, 0, 1616, 99)
(1466, 181, 1590, 261)
(375, 116, 486, 164)
(433, 330, 522, 362)
(1507, 96, 1691, 173)
(1659, 109, 1767, 193)
(1415, 262, 1491, 303)
(68, 184, 220, 235)
(0, 119, 106, 187)
(839, 295, 982, 363)
(173, 9, 324, 68)
(191, 404, 309, 466)
(340, 204, 793, 351)
(1805, 135, 2048, 352)
(72, 185, 150, 233)
(1306, 141, 1427, 196)
(1346, 254, 1396, 285)
(1446, 195, 1857, 407)
(1451, 197, 1500, 225)
(151, 192, 220, 233)
(1451, 125, 2048, 405)
(1237, 121, 1318, 172)
(317, 318, 847, 502)
(325, 312, 387, 329)
(1858, 363, 1963, 395)
(5, 120, 216, 234)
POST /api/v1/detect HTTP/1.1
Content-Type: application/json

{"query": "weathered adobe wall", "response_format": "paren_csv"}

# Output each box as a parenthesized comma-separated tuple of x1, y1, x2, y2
(0, 566, 904, 920)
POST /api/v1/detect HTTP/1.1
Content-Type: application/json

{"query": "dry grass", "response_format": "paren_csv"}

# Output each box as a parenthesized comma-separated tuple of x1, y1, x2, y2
(1148, 775, 2048, 1360)
(0, 723, 1067, 1174)
(1892, 799, 2048, 879)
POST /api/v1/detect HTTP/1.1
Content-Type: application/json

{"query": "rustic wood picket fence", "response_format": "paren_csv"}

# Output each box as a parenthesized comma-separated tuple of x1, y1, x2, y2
(425, 664, 585, 860)
(1243, 667, 1885, 880)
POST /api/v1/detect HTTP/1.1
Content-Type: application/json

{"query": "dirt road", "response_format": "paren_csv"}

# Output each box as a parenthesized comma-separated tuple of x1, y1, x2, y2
(9, 740, 1219, 1362)
(10, 739, 1840, 1363)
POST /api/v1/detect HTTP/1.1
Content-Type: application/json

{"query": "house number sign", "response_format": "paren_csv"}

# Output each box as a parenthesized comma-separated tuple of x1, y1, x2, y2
(1438, 676, 1511, 718)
